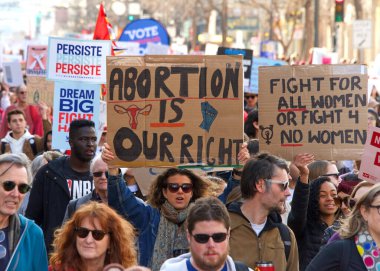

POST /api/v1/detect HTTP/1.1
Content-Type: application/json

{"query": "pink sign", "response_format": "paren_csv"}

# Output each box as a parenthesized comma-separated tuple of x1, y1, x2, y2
(26, 45, 48, 77)
(359, 126, 380, 183)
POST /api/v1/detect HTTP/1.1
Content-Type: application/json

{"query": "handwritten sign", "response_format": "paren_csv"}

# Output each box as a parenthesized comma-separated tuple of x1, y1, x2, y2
(47, 37, 111, 83)
(359, 126, 380, 183)
(258, 65, 367, 161)
(106, 55, 244, 167)
(52, 81, 100, 150)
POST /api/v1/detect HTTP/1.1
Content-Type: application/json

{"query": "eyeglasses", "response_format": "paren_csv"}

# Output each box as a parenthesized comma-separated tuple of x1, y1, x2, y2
(264, 179, 289, 191)
(75, 227, 109, 241)
(165, 183, 193, 193)
(192, 232, 228, 244)
(321, 173, 340, 179)
(1, 180, 31, 194)
(333, 196, 356, 208)
(93, 171, 108, 178)
(369, 205, 380, 215)
(18, 91, 27, 95)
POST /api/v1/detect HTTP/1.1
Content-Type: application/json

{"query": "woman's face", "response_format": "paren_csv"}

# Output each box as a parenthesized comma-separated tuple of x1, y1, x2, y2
(368, 113, 377, 127)
(361, 195, 380, 238)
(162, 174, 193, 210)
(318, 181, 339, 216)
(76, 217, 110, 264)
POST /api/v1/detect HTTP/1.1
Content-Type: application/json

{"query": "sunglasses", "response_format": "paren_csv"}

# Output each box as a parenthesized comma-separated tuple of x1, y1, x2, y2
(264, 179, 289, 191)
(1, 180, 31, 194)
(333, 196, 356, 209)
(93, 171, 108, 178)
(75, 227, 109, 241)
(245, 96, 256, 99)
(166, 183, 193, 193)
(192, 232, 228, 244)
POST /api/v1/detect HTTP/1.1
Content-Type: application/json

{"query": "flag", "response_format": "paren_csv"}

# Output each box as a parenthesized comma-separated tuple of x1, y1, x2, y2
(93, 2, 116, 55)
(93, 2, 116, 96)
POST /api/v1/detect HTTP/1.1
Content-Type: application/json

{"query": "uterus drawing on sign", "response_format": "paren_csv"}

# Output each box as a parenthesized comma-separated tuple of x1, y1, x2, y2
(114, 104, 152, 130)
(199, 102, 218, 132)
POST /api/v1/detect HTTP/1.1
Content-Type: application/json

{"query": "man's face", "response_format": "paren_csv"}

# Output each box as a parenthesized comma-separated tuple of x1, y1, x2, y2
(8, 114, 26, 135)
(69, 126, 97, 162)
(188, 220, 229, 271)
(262, 167, 291, 213)
(92, 159, 108, 193)
(16, 88, 28, 103)
(0, 163, 28, 222)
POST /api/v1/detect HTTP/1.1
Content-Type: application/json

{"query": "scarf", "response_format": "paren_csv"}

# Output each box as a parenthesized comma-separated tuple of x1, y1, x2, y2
(150, 201, 191, 271)
(355, 229, 380, 270)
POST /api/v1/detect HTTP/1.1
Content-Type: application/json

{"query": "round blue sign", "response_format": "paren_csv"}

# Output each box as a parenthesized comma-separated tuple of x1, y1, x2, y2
(119, 18, 170, 51)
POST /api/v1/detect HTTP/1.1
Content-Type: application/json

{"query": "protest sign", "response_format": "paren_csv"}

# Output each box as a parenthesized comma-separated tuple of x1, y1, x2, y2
(52, 81, 100, 150)
(359, 126, 380, 183)
(217, 47, 253, 91)
(26, 45, 48, 76)
(26, 76, 55, 106)
(248, 57, 287, 94)
(106, 55, 244, 167)
(259, 65, 367, 161)
(2, 61, 23, 87)
(46, 37, 111, 84)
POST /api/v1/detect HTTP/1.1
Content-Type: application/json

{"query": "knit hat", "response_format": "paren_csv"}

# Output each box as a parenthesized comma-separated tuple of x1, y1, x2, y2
(337, 174, 362, 195)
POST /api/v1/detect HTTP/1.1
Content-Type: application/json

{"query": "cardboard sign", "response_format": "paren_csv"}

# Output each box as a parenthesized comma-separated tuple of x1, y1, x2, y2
(2, 61, 23, 87)
(359, 126, 380, 183)
(26, 76, 55, 107)
(52, 81, 100, 150)
(47, 37, 111, 84)
(258, 65, 367, 161)
(26, 45, 48, 76)
(217, 47, 253, 91)
(107, 55, 244, 167)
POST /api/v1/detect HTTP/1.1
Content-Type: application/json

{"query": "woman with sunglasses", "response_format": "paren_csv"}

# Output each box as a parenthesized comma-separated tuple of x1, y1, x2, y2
(101, 143, 209, 271)
(306, 183, 380, 270)
(49, 201, 137, 271)
(288, 173, 340, 271)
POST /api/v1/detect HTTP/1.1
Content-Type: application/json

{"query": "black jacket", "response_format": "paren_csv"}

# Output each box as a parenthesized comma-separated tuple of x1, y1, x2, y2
(305, 238, 366, 271)
(25, 156, 92, 252)
(287, 180, 330, 271)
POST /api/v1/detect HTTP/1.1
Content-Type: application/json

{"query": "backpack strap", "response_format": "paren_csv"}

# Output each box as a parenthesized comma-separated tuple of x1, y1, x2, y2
(234, 260, 249, 271)
(28, 137, 38, 156)
(1, 141, 5, 154)
(277, 223, 291, 261)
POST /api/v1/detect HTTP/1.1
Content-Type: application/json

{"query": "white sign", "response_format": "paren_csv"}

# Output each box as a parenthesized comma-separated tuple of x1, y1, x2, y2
(2, 61, 23, 87)
(353, 20, 372, 49)
(47, 37, 111, 84)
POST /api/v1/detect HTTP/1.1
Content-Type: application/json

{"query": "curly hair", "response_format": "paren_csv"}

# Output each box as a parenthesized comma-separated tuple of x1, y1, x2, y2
(307, 176, 336, 222)
(339, 183, 380, 239)
(147, 167, 209, 209)
(49, 202, 137, 270)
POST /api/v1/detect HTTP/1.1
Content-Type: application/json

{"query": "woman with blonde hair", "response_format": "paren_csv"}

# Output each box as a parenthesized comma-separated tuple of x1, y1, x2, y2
(49, 201, 137, 271)
(306, 183, 380, 270)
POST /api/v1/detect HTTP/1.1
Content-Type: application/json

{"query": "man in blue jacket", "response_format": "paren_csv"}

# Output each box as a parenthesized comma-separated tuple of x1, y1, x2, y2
(0, 153, 48, 270)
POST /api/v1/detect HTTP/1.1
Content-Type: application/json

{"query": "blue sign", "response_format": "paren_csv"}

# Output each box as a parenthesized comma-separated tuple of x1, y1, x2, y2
(119, 19, 170, 55)
(247, 57, 287, 94)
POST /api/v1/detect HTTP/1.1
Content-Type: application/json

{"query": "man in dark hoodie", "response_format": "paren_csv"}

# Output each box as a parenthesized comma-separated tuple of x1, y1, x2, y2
(228, 153, 299, 271)
(25, 119, 97, 252)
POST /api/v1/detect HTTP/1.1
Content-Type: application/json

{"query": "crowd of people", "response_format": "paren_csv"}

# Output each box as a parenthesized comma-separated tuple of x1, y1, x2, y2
(1, 76, 380, 271)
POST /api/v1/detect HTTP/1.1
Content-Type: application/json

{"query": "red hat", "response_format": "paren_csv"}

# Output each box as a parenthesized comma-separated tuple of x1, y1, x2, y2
(337, 180, 361, 195)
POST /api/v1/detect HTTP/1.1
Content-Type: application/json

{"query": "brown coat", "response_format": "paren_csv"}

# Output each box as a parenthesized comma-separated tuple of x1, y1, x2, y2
(229, 205, 299, 271)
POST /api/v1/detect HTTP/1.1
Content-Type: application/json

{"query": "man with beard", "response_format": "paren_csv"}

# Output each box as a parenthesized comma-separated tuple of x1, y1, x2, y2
(228, 153, 299, 271)
(160, 197, 252, 271)
(25, 119, 97, 253)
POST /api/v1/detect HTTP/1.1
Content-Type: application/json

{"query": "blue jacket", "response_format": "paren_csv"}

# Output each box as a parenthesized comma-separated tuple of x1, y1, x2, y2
(108, 174, 160, 267)
(6, 215, 48, 271)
